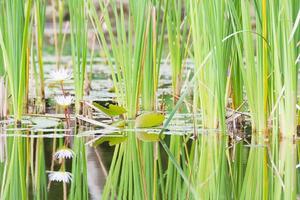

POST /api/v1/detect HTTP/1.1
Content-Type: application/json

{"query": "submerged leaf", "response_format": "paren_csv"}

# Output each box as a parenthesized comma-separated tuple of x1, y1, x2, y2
(137, 132, 164, 142)
(92, 133, 127, 147)
(135, 112, 165, 128)
(31, 117, 60, 129)
(93, 100, 126, 117)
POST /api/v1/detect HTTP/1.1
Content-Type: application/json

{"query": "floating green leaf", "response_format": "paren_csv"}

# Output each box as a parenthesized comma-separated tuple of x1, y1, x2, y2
(92, 133, 127, 147)
(136, 132, 165, 142)
(31, 117, 60, 129)
(135, 112, 165, 128)
(93, 101, 127, 117)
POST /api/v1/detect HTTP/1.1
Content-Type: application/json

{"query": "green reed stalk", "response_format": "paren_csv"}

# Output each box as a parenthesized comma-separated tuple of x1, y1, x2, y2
(230, 55, 243, 109)
(157, 46, 219, 199)
(268, 1, 299, 199)
(31, 39, 44, 112)
(0, 2, 31, 196)
(58, 0, 64, 65)
(189, 0, 232, 198)
(0, 0, 32, 121)
(34, 134, 47, 200)
(226, 1, 244, 111)
(0, 2, 33, 199)
(141, 0, 168, 111)
(226, 2, 247, 198)
(0, 162, 3, 193)
(34, 0, 46, 111)
(69, 136, 88, 200)
(139, 1, 169, 199)
(0, 18, 5, 118)
(269, 0, 299, 138)
(165, 2, 192, 198)
(190, 0, 231, 131)
(1, 136, 27, 200)
(229, 0, 299, 198)
(0, 21, 3, 77)
(240, 0, 269, 134)
(68, 0, 88, 113)
(0, 129, 5, 196)
(89, 0, 147, 116)
(51, 0, 64, 68)
(229, 1, 270, 199)
(167, 0, 189, 102)
(89, 0, 155, 198)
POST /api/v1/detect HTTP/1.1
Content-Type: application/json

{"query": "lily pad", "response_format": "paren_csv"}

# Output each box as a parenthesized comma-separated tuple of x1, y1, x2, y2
(137, 132, 164, 142)
(92, 133, 127, 146)
(31, 117, 60, 129)
(135, 112, 165, 128)
(93, 101, 127, 117)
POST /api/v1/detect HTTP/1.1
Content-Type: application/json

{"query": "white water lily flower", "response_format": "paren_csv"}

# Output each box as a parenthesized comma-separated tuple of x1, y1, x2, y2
(54, 147, 75, 159)
(55, 95, 73, 107)
(296, 163, 300, 169)
(49, 69, 72, 82)
(47, 171, 72, 183)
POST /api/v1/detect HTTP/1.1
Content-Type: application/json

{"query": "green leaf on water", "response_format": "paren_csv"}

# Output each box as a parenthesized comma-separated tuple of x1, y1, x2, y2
(31, 117, 60, 129)
(92, 133, 127, 147)
(137, 132, 165, 142)
(135, 112, 165, 128)
(93, 100, 127, 117)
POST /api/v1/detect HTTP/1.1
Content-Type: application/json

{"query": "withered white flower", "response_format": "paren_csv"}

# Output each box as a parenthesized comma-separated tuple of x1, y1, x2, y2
(49, 69, 72, 82)
(54, 147, 75, 160)
(47, 171, 72, 183)
(55, 95, 73, 107)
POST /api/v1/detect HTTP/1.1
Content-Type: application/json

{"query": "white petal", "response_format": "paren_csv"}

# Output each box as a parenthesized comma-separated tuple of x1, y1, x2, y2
(55, 95, 73, 107)
(49, 69, 72, 82)
(47, 171, 72, 183)
(54, 148, 75, 160)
